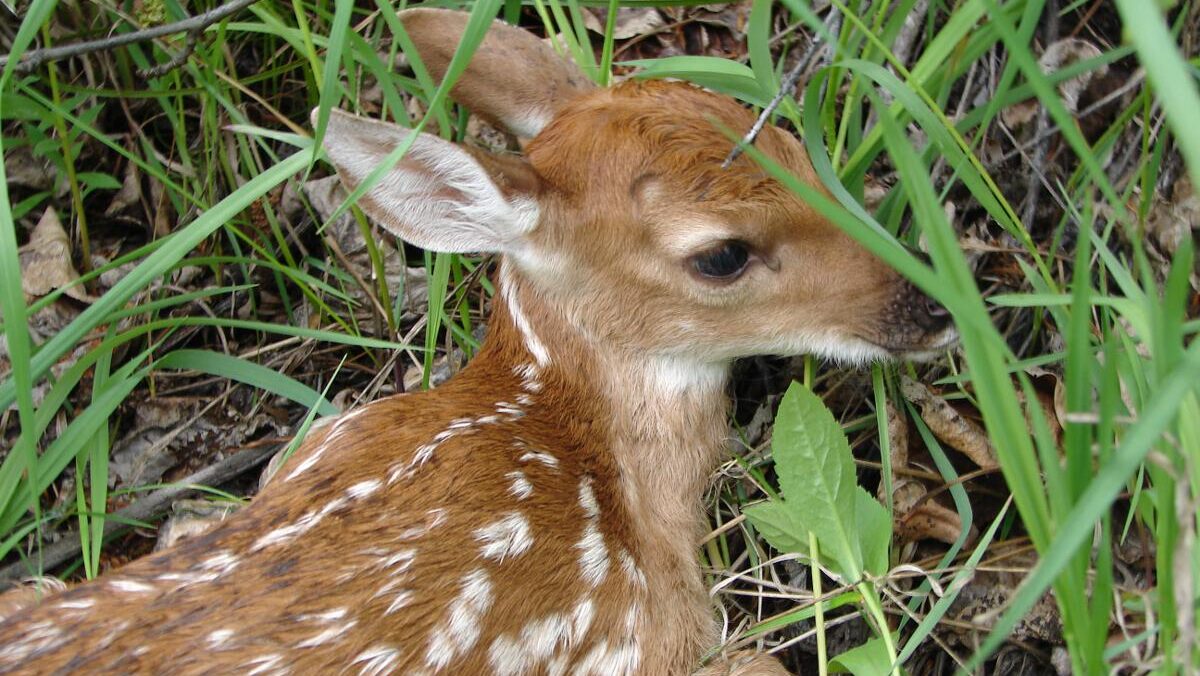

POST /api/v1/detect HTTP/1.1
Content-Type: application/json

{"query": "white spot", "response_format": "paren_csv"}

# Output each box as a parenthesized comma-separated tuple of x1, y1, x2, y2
(624, 603, 640, 633)
(347, 479, 383, 500)
(250, 497, 348, 551)
(578, 479, 600, 518)
(424, 569, 493, 670)
(487, 600, 599, 676)
(519, 451, 558, 469)
(495, 402, 524, 418)
(284, 408, 367, 481)
(384, 589, 415, 616)
(506, 471, 533, 500)
(376, 548, 416, 574)
(109, 579, 156, 594)
(396, 508, 448, 540)
(515, 393, 534, 406)
(298, 607, 348, 623)
(570, 598, 595, 642)
(501, 264, 550, 366)
(618, 549, 647, 589)
(475, 512, 533, 562)
(156, 571, 218, 587)
(577, 522, 608, 587)
(56, 598, 94, 610)
(208, 628, 235, 647)
(244, 654, 287, 676)
(447, 417, 475, 430)
(575, 479, 608, 587)
(354, 645, 401, 676)
(200, 551, 240, 573)
(574, 638, 641, 675)
(296, 621, 357, 648)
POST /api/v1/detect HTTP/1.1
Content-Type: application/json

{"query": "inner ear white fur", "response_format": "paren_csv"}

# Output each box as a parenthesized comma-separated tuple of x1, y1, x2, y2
(319, 109, 538, 254)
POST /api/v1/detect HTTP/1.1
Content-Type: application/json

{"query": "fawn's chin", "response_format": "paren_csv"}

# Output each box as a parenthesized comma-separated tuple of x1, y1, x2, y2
(884, 327, 959, 363)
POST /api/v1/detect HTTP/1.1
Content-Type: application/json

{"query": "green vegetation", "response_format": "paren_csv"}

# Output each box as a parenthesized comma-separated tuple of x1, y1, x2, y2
(1, 0, 1197, 673)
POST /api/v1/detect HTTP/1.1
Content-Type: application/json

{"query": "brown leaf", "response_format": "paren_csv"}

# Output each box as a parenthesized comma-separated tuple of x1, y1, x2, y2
(1039, 38, 1106, 111)
(901, 377, 998, 469)
(154, 499, 239, 551)
(895, 498, 967, 546)
(584, 8, 665, 40)
(105, 158, 143, 216)
(18, 208, 94, 303)
(3, 146, 55, 191)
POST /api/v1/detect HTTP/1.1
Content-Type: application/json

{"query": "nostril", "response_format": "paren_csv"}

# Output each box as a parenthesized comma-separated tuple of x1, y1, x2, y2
(923, 295, 950, 320)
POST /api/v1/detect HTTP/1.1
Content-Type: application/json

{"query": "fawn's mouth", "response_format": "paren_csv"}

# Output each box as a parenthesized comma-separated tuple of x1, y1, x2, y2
(884, 326, 959, 362)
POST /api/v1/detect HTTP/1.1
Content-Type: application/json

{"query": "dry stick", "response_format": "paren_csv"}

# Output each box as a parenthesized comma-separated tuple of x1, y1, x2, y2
(722, 12, 835, 169)
(722, 54, 810, 169)
(0, 0, 261, 75)
(0, 442, 279, 583)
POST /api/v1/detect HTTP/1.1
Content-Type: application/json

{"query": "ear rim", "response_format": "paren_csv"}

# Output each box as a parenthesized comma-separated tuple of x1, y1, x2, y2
(398, 7, 597, 138)
(316, 108, 540, 255)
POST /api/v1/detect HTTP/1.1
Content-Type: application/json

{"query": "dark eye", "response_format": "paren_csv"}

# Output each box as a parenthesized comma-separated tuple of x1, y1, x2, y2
(689, 241, 752, 281)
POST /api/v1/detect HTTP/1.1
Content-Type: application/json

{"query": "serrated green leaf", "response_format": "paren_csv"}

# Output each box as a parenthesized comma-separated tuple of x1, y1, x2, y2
(855, 488, 891, 577)
(743, 501, 811, 554)
(830, 636, 904, 675)
(773, 381, 863, 580)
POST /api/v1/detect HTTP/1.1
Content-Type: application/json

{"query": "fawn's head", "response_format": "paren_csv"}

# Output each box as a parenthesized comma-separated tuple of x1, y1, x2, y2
(320, 8, 955, 367)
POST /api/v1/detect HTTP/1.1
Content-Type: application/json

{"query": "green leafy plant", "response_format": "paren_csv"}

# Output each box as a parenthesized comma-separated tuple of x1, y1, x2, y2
(745, 382, 896, 675)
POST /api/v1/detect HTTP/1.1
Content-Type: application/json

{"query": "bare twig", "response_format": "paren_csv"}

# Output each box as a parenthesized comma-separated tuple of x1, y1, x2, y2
(0, 0, 261, 74)
(723, 10, 837, 168)
(722, 53, 809, 169)
(0, 441, 279, 583)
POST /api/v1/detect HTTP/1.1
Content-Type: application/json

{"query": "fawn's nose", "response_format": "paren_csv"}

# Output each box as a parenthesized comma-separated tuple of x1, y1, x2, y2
(903, 251, 951, 332)
(914, 292, 951, 332)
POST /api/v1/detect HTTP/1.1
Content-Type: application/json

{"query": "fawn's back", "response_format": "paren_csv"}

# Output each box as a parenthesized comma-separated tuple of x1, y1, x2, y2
(0, 7, 953, 675)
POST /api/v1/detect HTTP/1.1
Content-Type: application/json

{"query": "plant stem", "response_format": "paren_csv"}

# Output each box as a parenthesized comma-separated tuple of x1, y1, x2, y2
(858, 581, 899, 673)
(810, 532, 828, 676)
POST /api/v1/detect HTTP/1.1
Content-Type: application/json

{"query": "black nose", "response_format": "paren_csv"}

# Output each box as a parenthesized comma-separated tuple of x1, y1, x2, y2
(913, 292, 951, 331)
(923, 294, 949, 320)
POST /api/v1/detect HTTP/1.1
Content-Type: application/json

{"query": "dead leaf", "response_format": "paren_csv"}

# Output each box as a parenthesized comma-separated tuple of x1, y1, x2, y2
(105, 158, 143, 216)
(154, 499, 239, 551)
(895, 498, 967, 545)
(3, 146, 55, 191)
(18, 208, 94, 303)
(881, 401, 969, 546)
(303, 175, 429, 323)
(900, 377, 998, 469)
(1039, 38, 1106, 111)
(950, 551, 1063, 645)
(1002, 38, 1106, 126)
(1147, 176, 1200, 291)
(583, 7, 665, 40)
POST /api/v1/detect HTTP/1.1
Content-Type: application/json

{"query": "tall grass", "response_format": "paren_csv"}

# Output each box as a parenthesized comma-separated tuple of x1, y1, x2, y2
(1, 0, 1196, 673)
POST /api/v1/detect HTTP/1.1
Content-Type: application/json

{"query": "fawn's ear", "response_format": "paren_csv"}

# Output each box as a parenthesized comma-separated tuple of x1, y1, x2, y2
(318, 109, 540, 254)
(399, 7, 596, 138)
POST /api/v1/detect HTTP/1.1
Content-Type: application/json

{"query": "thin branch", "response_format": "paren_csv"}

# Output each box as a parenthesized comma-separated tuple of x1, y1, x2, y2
(0, 0, 261, 74)
(723, 11, 837, 169)
(0, 441, 279, 583)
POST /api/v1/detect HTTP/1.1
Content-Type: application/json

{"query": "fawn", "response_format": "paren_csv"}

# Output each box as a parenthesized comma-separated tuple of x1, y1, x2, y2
(0, 8, 954, 675)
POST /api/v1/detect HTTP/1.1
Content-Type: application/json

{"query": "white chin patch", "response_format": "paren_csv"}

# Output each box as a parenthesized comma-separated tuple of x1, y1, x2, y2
(810, 338, 893, 367)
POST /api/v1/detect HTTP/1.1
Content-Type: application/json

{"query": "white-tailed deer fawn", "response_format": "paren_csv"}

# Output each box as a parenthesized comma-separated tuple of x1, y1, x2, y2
(0, 8, 954, 675)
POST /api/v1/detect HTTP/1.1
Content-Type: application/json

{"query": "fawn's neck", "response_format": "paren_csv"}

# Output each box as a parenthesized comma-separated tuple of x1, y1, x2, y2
(469, 263, 732, 556)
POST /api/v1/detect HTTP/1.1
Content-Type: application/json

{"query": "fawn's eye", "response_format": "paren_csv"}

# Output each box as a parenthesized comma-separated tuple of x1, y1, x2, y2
(689, 241, 752, 282)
